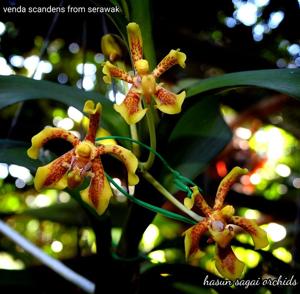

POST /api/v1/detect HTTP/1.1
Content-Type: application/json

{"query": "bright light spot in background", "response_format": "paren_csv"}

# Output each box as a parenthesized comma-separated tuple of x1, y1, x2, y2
(244, 209, 261, 219)
(35, 193, 52, 208)
(225, 17, 237, 28)
(268, 11, 284, 29)
(68, 42, 80, 54)
(254, 0, 270, 7)
(9, 164, 32, 183)
(0, 252, 25, 270)
(24, 56, 52, 79)
(15, 178, 26, 189)
(82, 76, 95, 91)
(58, 191, 71, 203)
(51, 240, 63, 253)
(110, 178, 127, 202)
(27, 219, 39, 232)
(140, 224, 160, 251)
(275, 164, 291, 177)
(148, 250, 166, 264)
(94, 53, 104, 63)
(112, 228, 122, 244)
(0, 163, 9, 179)
(255, 127, 284, 161)
(250, 173, 261, 185)
(24, 55, 39, 72)
(272, 247, 292, 263)
(292, 178, 300, 189)
(108, 89, 115, 102)
(76, 63, 97, 75)
(288, 44, 300, 56)
(263, 222, 286, 242)
(235, 127, 252, 140)
(0, 21, 6, 35)
(234, 247, 260, 268)
(57, 73, 68, 84)
(10, 55, 24, 68)
(235, 3, 258, 26)
(115, 92, 126, 104)
(57, 117, 74, 130)
(67, 106, 83, 123)
(253, 23, 264, 41)
(0, 57, 14, 75)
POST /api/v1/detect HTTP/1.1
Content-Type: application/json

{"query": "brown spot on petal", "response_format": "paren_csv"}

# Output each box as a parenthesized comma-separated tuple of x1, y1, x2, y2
(44, 150, 74, 186)
(155, 87, 176, 105)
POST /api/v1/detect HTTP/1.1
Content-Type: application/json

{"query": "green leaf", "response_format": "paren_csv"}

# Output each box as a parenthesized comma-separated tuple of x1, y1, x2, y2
(0, 140, 41, 171)
(21, 201, 90, 227)
(164, 96, 232, 182)
(186, 69, 300, 99)
(0, 75, 128, 137)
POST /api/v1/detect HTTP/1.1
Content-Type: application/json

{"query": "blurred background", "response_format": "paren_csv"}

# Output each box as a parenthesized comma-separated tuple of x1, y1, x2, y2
(0, 0, 300, 293)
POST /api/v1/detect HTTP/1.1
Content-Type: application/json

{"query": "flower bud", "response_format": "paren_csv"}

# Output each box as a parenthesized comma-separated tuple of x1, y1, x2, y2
(101, 34, 122, 62)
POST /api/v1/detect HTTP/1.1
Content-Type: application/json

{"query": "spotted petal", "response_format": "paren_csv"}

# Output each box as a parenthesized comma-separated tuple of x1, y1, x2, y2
(113, 86, 147, 125)
(152, 49, 186, 78)
(183, 219, 209, 260)
(98, 144, 139, 185)
(83, 100, 101, 142)
(34, 150, 74, 191)
(214, 167, 248, 210)
(231, 216, 269, 249)
(154, 85, 186, 114)
(127, 22, 143, 66)
(80, 158, 112, 215)
(27, 127, 80, 159)
(184, 186, 212, 217)
(102, 61, 133, 84)
(215, 245, 245, 280)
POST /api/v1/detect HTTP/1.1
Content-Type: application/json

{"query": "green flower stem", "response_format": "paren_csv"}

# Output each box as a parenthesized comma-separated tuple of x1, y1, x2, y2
(142, 171, 203, 222)
(130, 124, 141, 157)
(140, 107, 156, 171)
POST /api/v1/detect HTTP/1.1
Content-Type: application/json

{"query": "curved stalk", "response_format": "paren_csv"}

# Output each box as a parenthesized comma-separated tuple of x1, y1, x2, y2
(130, 124, 141, 157)
(142, 171, 203, 222)
(140, 107, 156, 171)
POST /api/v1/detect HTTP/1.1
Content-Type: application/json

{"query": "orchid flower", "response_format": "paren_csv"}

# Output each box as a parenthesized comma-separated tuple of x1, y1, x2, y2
(102, 22, 187, 125)
(27, 100, 139, 215)
(183, 167, 268, 280)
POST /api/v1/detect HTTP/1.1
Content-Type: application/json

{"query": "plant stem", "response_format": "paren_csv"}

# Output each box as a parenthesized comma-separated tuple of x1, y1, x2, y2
(142, 171, 203, 222)
(140, 108, 156, 171)
(130, 124, 141, 157)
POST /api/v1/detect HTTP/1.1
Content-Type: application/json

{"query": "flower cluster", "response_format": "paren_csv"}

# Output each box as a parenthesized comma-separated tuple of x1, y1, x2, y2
(27, 100, 139, 215)
(102, 22, 187, 125)
(183, 167, 269, 280)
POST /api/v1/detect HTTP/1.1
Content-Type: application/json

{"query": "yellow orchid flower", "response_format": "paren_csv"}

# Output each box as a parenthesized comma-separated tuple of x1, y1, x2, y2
(183, 167, 269, 280)
(102, 22, 187, 125)
(27, 100, 139, 215)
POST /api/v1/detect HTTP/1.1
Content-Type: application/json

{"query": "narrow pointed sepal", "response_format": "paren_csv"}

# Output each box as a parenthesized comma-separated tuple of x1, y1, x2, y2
(127, 22, 143, 65)
(113, 87, 147, 124)
(154, 86, 186, 114)
(34, 150, 73, 191)
(80, 159, 113, 215)
(214, 167, 248, 210)
(98, 144, 139, 186)
(102, 61, 133, 84)
(27, 127, 79, 159)
(183, 219, 208, 260)
(231, 216, 269, 249)
(152, 49, 187, 78)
